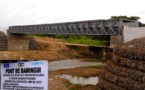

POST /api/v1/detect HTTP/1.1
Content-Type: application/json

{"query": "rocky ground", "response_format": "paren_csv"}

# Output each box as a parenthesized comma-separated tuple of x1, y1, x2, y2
(0, 36, 103, 90)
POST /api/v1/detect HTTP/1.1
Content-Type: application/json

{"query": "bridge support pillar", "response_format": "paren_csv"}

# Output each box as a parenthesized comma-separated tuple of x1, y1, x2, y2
(7, 32, 30, 51)
(110, 35, 123, 48)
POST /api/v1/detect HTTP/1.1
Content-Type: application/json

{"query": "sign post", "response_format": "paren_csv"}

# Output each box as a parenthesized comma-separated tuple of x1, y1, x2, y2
(1, 60, 48, 90)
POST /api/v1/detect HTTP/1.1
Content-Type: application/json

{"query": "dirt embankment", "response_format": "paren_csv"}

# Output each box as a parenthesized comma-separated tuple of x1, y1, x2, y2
(50, 67, 101, 77)
(0, 36, 85, 61)
(0, 36, 101, 90)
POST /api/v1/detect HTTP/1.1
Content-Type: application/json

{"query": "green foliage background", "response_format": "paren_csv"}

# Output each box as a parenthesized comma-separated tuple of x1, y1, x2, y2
(111, 16, 140, 21)
(33, 34, 110, 46)
(53, 35, 110, 46)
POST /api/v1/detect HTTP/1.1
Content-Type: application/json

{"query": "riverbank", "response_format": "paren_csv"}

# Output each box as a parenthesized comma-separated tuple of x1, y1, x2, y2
(49, 65, 102, 90)
(0, 36, 106, 90)
(48, 59, 105, 90)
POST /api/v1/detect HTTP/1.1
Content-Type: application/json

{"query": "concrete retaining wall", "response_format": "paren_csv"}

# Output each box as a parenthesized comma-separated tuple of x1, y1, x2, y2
(7, 33, 30, 51)
(0, 32, 38, 51)
(110, 27, 145, 47)
(123, 27, 145, 43)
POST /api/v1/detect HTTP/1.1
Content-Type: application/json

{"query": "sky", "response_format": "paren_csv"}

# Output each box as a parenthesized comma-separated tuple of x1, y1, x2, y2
(0, 0, 145, 29)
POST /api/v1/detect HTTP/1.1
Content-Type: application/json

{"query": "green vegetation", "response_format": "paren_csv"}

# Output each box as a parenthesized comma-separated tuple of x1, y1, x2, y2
(33, 34, 110, 46)
(88, 65, 105, 69)
(66, 38, 107, 45)
(65, 82, 72, 87)
(65, 82, 82, 90)
(111, 16, 140, 21)
(55, 35, 109, 46)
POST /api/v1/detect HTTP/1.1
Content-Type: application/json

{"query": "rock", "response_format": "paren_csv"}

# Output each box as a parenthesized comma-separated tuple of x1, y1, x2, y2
(97, 37, 145, 90)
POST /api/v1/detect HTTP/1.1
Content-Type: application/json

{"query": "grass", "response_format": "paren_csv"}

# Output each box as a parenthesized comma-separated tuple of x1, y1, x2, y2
(65, 82, 72, 87)
(65, 82, 82, 90)
(33, 34, 110, 46)
(64, 38, 108, 46)
(60, 35, 109, 46)
(88, 65, 105, 69)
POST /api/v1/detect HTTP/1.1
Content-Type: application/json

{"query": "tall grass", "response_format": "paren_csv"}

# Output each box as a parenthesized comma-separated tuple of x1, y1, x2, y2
(55, 35, 109, 46)
(65, 38, 107, 45)
(33, 34, 110, 46)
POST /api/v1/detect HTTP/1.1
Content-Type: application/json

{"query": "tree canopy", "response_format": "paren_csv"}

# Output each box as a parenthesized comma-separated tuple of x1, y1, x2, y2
(111, 16, 140, 21)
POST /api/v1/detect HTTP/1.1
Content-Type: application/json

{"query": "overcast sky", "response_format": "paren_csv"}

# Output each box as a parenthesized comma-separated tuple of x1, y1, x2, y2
(0, 0, 145, 29)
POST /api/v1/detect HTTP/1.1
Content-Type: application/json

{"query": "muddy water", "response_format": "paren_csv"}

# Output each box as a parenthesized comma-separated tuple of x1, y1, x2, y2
(56, 75, 98, 85)
(48, 59, 103, 71)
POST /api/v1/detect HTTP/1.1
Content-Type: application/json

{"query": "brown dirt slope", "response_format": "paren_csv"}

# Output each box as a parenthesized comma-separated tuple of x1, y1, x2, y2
(0, 36, 83, 61)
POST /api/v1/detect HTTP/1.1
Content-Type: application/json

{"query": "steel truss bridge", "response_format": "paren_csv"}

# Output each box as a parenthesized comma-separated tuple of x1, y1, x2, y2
(8, 19, 124, 35)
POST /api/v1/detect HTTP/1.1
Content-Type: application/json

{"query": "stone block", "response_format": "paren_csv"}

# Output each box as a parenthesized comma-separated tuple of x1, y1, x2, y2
(97, 77, 126, 90)
(101, 68, 142, 90)
(29, 37, 38, 50)
(113, 55, 145, 72)
(107, 60, 145, 82)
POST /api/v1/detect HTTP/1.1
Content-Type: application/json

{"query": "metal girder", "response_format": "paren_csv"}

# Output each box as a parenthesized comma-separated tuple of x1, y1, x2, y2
(8, 19, 124, 35)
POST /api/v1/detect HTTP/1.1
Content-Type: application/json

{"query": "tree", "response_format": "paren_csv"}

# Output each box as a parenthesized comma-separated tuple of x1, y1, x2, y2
(111, 16, 140, 21)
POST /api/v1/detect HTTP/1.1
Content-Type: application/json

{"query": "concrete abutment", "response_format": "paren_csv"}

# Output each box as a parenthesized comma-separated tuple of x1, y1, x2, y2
(110, 27, 145, 47)
(110, 35, 123, 47)
(7, 32, 30, 51)
(6, 32, 38, 51)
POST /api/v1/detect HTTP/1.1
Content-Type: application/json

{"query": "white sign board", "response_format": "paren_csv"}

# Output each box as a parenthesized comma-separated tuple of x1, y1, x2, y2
(1, 60, 48, 90)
